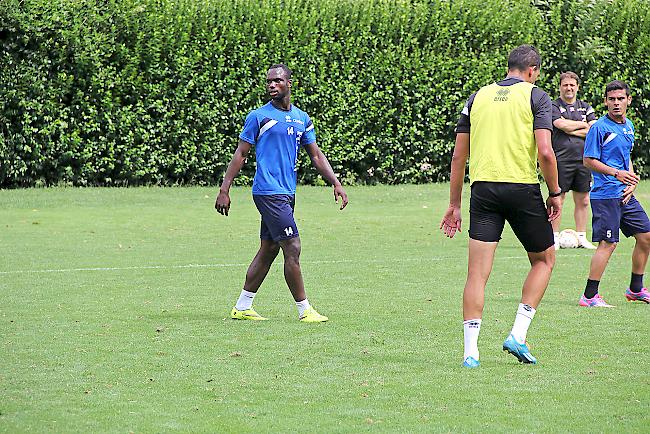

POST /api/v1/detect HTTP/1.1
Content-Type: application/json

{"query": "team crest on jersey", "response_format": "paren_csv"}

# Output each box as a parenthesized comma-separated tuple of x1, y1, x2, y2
(494, 88, 510, 101)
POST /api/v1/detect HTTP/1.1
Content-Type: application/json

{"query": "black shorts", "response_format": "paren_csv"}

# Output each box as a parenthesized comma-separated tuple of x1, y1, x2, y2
(557, 160, 592, 193)
(469, 182, 554, 253)
(253, 194, 299, 242)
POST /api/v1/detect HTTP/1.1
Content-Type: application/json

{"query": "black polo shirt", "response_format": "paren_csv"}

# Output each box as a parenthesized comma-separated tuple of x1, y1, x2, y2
(551, 98, 597, 161)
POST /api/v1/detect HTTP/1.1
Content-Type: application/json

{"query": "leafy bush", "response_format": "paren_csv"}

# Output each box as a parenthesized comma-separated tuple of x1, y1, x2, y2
(1, 0, 648, 187)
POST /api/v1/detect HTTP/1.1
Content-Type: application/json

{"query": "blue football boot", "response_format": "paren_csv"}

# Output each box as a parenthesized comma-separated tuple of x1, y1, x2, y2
(462, 356, 480, 368)
(502, 334, 537, 364)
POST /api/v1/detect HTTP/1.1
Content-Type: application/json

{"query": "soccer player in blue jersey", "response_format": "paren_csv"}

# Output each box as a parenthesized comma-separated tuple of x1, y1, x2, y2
(216, 64, 348, 322)
(580, 80, 650, 306)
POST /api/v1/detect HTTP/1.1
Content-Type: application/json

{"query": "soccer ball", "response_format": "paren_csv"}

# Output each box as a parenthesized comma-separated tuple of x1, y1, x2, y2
(559, 229, 580, 249)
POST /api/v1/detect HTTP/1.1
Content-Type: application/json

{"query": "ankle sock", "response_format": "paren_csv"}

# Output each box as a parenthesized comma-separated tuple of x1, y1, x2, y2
(584, 279, 600, 299)
(296, 299, 310, 317)
(235, 289, 257, 310)
(463, 319, 481, 360)
(630, 273, 644, 293)
(510, 304, 535, 344)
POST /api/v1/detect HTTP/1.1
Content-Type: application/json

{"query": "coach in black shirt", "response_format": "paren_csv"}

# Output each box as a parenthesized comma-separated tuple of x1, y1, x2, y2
(551, 71, 598, 249)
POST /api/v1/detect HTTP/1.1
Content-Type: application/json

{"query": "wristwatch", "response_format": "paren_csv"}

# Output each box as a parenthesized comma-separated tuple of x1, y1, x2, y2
(548, 189, 562, 198)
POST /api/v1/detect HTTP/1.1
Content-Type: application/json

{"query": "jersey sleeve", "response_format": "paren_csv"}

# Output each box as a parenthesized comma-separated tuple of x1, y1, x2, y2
(301, 114, 316, 146)
(551, 100, 562, 122)
(239, 112, 259, 145)
(583, 124, 601, 159)
(455, 93, 476, 134)
(585, 104, 597, 122)
(531, 88, 553, 131)
(629, 120, 635, 149)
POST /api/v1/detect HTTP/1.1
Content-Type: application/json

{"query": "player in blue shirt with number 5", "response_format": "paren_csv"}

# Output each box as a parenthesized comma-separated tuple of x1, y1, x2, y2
(580, 80, 650, 306)
(216, 64, 348, 322)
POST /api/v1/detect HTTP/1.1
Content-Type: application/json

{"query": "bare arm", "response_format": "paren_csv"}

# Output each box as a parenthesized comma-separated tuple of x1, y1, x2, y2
(537, 129, 560, 192)
(553, 118, 591, 135)
(584, 156, 640, 204)
(583, 156, 639, 185)
(449, 133, 469, 207)
(622, 157, 637, 204)
(304, 142, 348, 209)
(535, 128, 562, 221)
(568, 127, 590, 138)
(440, 132, 469, 238)
(215, 139, 253, 216)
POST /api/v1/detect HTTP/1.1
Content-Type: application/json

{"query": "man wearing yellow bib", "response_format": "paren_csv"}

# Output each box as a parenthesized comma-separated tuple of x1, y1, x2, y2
(440, 45, 562, 368)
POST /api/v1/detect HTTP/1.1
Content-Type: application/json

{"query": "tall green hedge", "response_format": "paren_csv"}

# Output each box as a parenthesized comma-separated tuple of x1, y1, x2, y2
(1, 0, 649, 187)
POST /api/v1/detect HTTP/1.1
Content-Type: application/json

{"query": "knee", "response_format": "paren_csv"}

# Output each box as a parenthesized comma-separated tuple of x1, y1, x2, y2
(281, 238, 301, 262)
(260, 241, 280, 259)
(636, 234, 650, 251)
(546, 252, 556, 269)
(544, 251, 555, 270)
(531, 248, 555, 270)
(599, 241, 617, 253)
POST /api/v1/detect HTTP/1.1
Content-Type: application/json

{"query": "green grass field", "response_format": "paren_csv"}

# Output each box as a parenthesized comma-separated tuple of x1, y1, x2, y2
(1, 184, 648, 432)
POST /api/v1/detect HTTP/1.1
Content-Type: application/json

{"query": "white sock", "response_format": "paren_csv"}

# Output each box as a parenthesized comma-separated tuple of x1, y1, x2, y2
(296, 299, 310, 317)
(235, 289, 256, 311)
(510, 303, 536, 344)
(463, 319, 481, 360)
(577, 231, 587, 239)
(553, 231, 560, 241)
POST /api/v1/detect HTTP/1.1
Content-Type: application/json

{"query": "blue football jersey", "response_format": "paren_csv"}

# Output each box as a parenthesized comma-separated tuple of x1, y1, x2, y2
(239, 102, 316, 195)
(584, 115, 635, 199)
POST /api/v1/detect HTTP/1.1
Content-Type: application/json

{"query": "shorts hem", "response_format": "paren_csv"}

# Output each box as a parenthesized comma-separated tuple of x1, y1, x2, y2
(252, 191, 297, 196)
(592, 237, 619, 244)
(469, 234, 500, 243)
(270, 233, 300, 242)
(525, 240, 554, 253)
(561, 186, 591, 193)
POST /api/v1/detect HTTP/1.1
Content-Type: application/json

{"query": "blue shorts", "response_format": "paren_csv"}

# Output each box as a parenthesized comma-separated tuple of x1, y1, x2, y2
(253, 194, 299, 242)
(591, 196, 650, 243)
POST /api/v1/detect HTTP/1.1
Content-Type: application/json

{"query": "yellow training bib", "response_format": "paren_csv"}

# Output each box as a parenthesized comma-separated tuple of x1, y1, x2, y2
(469, 81, 538, 184)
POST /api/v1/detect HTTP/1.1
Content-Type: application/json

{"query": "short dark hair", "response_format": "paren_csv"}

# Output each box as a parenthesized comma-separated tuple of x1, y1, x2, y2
(559, 71, 580, 85)
(507, 45, 541, 71)
(268, 64, 292, 79)
(605, 80, 630, 97)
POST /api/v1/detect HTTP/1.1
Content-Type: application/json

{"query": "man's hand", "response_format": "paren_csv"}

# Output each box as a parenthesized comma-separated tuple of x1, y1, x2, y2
(334, 184, 348, 210)
(215, 190, 231, 216)
(440, 205, 462, 238)
(615, 170, 639, 186)
(622, 183, 636, 205)
(546, 196, 562, 221)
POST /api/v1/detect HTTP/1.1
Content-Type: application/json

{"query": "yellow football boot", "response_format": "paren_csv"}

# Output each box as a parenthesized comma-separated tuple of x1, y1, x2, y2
(230, 307, 268, 320)
(299, 306, 328, 323)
